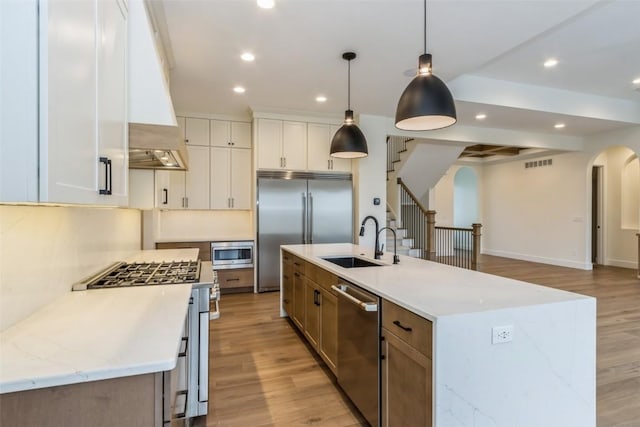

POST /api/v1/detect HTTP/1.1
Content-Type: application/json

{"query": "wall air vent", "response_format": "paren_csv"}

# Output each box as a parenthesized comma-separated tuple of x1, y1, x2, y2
(524, 159, 553, 169)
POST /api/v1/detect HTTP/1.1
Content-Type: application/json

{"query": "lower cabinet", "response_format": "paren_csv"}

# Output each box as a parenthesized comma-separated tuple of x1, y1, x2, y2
(281, 250, 339, 375)
(216, 268, 254, 294)
(318, 289, 338, 373)
(304, 280, 321, 348)
(381, 300, 433, 427)
(292, 270, 305, 330)
(282, 259, 293, 315)
(0, 372, 171, 427)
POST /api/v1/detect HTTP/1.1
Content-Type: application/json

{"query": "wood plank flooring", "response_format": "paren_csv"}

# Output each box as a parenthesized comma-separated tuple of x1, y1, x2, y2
(196, 255, 639, 427)
(201, 291, 366, 427)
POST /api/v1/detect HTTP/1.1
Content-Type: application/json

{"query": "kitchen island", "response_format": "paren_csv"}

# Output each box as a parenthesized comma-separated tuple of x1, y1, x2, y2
(0, 249, 200, 426)
(281, 243, 596, 427)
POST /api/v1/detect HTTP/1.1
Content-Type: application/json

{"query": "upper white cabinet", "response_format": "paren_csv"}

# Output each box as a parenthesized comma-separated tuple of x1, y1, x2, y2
(210, 147, 252, 210)
(97, 0, 128, 205)
(211, 120, 251, 148)
(307, 123, 351, 172)
(185, 118, 210, 146)
(256, 119, 307, 170)
(128, 0, 176, 126)
(0, 0, 128, 205)
(155, 146, 209, 210)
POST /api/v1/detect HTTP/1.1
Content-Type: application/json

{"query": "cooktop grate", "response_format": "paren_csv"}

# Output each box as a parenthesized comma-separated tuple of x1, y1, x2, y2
(86, 260, 200, 289)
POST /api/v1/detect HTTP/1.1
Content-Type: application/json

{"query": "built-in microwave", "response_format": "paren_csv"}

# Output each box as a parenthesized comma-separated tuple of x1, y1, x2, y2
(211, 241, 254, 269)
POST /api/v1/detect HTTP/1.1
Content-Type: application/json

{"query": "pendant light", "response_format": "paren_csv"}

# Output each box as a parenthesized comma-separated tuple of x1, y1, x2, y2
(330, 52, 368, 159)
(395, 0, 456, 131)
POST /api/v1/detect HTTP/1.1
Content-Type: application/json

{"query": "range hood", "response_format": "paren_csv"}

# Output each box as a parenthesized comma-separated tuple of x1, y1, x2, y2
(129, 123, 188, 170)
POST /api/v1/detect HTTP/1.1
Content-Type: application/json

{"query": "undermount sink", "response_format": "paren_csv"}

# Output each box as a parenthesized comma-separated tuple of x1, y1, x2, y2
(321, 256, 385, 268)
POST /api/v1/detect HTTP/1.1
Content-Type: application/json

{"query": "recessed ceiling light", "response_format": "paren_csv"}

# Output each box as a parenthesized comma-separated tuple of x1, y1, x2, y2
(315, 96, 327, 103)
(241, 52, 255, 62)
(257, 0, 274, 9)
(233, 86, 246, 94)
(544, 58, 558, 68)
(633, 77, 640, 85)
(475, 113, 487, 120)
(554, 123, 565, 129)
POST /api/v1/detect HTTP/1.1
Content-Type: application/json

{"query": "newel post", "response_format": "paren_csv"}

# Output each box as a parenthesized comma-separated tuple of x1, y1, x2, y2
(636, 233, 639, 279)
(425, 210, 436, 260)
(472, 223, 482, 271)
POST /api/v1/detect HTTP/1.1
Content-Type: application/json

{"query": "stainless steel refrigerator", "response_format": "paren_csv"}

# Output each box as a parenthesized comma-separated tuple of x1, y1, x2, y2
(257, 171, 353, 292)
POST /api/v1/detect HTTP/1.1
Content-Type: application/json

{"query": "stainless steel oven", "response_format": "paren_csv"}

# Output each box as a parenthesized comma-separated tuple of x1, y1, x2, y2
(211, 241, 254, 269)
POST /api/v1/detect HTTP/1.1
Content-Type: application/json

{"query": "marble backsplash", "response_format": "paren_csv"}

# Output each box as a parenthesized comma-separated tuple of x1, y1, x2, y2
(0, 205, 141, 331)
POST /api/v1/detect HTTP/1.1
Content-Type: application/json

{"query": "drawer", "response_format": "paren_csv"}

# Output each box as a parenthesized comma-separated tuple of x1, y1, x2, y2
(217, 268, 254, 289)
(382, 299, 432, 358)
(282, 250, 293, 265)
(291, 256, 306, 275)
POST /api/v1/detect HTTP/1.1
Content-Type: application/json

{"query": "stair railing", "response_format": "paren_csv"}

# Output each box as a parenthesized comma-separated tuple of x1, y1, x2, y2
(386, 136, 410, 179)
(397, 177, 482, 270)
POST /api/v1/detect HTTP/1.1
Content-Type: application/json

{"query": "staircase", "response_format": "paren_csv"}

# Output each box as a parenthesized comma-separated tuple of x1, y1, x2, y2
(385, 136, 483, 269)
(383, 211, 421, 258)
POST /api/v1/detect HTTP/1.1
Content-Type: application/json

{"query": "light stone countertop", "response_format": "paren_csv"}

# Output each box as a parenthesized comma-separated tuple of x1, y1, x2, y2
(282, 243, 590, 320)
(0, 249, 200, 394)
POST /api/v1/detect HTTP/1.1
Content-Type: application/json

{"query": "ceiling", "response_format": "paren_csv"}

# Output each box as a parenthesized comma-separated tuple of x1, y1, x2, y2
(159, 0, 640, 147)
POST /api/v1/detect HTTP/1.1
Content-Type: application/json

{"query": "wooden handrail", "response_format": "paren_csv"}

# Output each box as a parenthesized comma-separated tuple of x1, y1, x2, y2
(397, 177, 430, 214)
(435, 226, 473, 232)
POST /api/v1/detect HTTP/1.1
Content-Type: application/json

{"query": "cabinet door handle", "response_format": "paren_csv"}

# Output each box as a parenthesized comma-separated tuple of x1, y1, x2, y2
(328, 159, 331, 170)
(330, 159, 334, 170)
(284, 157, 286, 167)
(226, 278, 240, 282)
(231, 198, 234, 208)
(393, 320, 413, 332)
(284, 299, 289, 304)
(98, 157, 111, 196)
(162, 188, 168, 205)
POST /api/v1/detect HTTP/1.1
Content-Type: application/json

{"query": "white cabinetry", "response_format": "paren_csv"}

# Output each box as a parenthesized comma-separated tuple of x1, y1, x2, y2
(211, 120, 251, 148)
(307, 123, 351, 172)
(185, 118, 210, 146)
(256, 119, 307, 170)
(97, 0, 128, 205)
(184, 145, 210, 209)
(155, 146, 209, 209)
(210, 148, 251, 210)
(0, 0, 128, 205)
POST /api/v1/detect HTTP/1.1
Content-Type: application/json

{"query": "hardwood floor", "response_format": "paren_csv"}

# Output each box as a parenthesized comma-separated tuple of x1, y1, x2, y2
(201, 291, 366, 427)
(197, 256, 639, 427)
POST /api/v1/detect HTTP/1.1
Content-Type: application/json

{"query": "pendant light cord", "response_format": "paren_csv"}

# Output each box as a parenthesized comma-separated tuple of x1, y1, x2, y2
(423, 0, 427, 54)
(347, 58, 351, 110)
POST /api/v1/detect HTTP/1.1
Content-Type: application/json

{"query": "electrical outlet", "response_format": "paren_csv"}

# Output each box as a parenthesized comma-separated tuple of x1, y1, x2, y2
(492, 325, 514, 344)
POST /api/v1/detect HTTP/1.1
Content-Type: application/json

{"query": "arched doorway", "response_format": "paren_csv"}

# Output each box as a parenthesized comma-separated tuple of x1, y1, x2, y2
(590, 146, 639, 267)
(453, 166, 479, 228)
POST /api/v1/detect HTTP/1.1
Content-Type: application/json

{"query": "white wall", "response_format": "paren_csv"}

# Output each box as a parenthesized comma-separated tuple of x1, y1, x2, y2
(481, 151, 593, 269)
(0, 205, 141, 331)
(150, 209, 254, 244)
(431, 164, 483, 228)
(453, 167, 480, 228)
(355, 114, 388, 253)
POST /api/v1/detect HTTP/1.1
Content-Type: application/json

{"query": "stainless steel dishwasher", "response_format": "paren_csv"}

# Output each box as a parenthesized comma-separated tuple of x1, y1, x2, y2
(331, 281, 380, 427)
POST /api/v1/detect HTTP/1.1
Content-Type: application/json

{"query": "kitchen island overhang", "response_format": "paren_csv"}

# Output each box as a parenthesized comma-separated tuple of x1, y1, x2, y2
(281, 243, 596, 427)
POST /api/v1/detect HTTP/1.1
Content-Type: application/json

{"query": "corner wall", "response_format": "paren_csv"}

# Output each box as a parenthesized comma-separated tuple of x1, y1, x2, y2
(0, 205, 141, 331)
(481, 151, 593, 269)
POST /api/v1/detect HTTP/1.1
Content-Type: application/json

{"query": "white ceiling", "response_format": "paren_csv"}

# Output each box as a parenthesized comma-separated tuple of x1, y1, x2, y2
(160, 0, 640, 145)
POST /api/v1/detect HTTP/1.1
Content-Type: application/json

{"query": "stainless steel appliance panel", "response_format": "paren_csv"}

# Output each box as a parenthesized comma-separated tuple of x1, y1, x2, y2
(257, 178, 308, 292)
(334, 282, 380, 427)
(307, 179, 353, 244)
(211, 241, 254, 269)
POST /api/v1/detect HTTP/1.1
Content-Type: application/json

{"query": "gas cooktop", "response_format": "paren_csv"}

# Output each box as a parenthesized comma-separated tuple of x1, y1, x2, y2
(74, 260, 201, 290)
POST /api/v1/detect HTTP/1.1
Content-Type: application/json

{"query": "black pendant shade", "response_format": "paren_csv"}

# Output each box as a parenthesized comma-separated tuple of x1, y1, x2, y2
(330, 52, 368, 159)
(394, 2, 457, 131)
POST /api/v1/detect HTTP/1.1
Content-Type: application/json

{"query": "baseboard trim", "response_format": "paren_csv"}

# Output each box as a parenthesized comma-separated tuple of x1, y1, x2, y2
(482, 249, 593, 271)
(605, 259, 638, 269)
